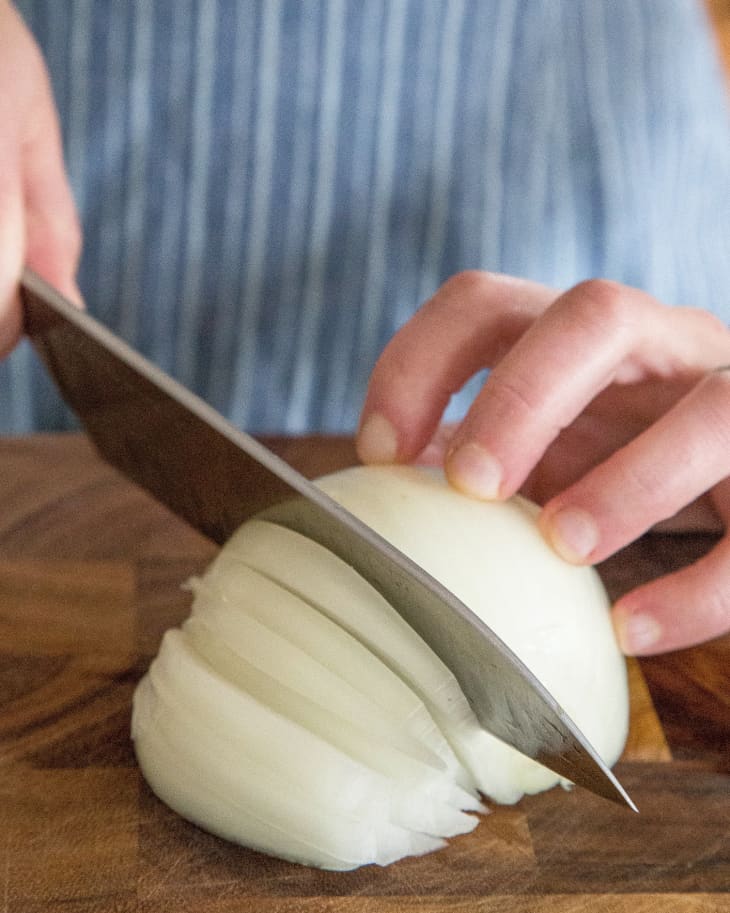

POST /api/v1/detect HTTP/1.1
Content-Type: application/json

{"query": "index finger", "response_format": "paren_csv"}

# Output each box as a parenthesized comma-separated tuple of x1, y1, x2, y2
(357, 271, 556, 465)
(445, 279, 730, 500)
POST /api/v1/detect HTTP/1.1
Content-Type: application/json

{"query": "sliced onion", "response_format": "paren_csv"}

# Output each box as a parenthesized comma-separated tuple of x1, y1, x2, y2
(132, 464, 629, 869)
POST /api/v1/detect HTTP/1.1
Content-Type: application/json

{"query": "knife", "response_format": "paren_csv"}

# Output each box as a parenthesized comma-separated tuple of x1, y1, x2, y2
(21, 267, 635, 811)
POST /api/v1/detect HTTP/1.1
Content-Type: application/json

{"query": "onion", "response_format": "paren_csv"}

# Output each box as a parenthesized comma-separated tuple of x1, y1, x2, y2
(132, 465, 629, 870)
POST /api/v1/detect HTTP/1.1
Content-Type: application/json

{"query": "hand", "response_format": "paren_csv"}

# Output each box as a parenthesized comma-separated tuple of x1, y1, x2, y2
(356, 271, 730, 656)
(0, 1, 82, 357)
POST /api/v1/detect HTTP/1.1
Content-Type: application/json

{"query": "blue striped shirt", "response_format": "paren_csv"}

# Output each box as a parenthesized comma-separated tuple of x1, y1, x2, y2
(5, 0, 730, 434)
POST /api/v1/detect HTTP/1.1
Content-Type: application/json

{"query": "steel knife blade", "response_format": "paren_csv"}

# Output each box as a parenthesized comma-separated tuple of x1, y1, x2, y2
(21, 267, 636, 811)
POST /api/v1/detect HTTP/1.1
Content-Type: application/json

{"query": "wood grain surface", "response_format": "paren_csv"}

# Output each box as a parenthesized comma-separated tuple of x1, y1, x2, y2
(1, 433, 728, 913)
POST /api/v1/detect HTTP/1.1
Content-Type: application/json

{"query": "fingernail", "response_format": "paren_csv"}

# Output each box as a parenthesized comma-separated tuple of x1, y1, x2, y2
(615, 612, 663, 655)
(447, 442, 502, 499)
(546, 507, 599, 562)
(357, 413, 398, 464)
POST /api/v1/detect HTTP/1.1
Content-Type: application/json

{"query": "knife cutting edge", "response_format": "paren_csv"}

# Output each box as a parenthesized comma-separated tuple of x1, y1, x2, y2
(20, 267, 636, 811)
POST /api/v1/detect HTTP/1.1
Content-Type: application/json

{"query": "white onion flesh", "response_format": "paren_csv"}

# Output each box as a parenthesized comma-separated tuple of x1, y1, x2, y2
(132, 465, 629, 870)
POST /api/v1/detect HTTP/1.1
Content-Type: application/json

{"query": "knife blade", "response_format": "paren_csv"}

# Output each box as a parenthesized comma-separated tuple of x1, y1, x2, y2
(21, 267, 635, 810)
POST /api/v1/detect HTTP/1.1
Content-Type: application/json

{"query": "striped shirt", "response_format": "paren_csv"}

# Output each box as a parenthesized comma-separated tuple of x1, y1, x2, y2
(5, 0, 730, 434)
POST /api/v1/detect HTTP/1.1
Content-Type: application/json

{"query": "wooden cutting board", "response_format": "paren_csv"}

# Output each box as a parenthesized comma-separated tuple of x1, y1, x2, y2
(1, 434, 728, 913)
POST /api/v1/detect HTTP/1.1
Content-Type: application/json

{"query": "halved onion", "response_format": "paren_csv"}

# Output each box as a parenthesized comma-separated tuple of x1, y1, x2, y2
(132, 465, 629, 869)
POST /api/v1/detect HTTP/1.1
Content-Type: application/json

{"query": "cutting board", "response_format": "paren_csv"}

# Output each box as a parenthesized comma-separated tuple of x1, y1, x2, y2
(1, 434, 728, 913)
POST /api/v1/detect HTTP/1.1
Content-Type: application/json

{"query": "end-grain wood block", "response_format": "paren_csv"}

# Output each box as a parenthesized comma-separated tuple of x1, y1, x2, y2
(0, 559, 135, 655)
(1, 435, 728, 912)
(1, 766, 139, 913)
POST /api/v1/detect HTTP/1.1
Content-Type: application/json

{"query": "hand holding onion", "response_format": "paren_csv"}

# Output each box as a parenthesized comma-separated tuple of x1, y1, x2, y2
(357, 272, 730, 655)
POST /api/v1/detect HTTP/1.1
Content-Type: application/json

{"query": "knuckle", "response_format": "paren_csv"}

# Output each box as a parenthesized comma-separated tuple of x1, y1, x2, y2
(564, 278, 636, 332)
(433, 270, 504, 318)
(488, 371, 547, 425)
(623, 460, 664, 503)
(440, 269, 495, 300)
